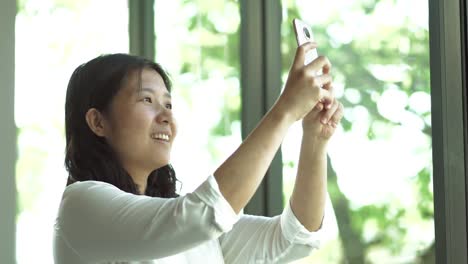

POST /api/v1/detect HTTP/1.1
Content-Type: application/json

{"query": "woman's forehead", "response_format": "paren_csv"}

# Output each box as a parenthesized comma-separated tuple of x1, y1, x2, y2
(123, 68, 168, 94)
(141, 68, 166, 87)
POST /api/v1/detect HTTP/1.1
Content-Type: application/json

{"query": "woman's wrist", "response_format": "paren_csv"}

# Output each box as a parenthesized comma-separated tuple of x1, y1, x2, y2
(269, 101, 297, 127)
(301, 130, 330, 149)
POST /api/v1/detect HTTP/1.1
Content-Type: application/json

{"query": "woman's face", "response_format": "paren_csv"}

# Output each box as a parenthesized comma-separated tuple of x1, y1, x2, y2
(102, 68, 177, 174)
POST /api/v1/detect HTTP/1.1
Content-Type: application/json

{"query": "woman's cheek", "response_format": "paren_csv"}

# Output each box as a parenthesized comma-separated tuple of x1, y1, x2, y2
(171, 120, 178, 141)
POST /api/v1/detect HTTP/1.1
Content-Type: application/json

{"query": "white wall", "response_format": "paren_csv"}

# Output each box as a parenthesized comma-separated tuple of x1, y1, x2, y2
(0, 0, 17, 263)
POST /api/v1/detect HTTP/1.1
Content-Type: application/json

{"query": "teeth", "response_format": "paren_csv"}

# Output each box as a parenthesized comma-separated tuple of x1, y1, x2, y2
(152, 133, 170, 141)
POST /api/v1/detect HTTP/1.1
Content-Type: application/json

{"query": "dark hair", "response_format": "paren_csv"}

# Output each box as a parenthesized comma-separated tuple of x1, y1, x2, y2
(64, 53, 179, 198)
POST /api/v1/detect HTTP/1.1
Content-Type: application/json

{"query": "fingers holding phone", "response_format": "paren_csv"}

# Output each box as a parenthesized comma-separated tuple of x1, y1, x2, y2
(292, 42, 335, 105)
(278, 42, 334, 122)
(293, 19, 319, 66)
(291, 42, 318, 70)
(274, 18, 337, 122)
(293, 18, 334, 108)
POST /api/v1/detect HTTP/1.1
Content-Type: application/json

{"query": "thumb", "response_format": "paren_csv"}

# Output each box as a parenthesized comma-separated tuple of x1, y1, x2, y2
(292, 42, 318, 70)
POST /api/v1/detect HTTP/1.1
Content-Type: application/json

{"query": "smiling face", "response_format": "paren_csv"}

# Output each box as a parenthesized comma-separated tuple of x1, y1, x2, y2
(99, 67, 177, 176)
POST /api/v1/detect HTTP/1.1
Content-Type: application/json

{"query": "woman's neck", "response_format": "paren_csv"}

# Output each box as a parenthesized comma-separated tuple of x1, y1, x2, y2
(125, 167, 149, 195)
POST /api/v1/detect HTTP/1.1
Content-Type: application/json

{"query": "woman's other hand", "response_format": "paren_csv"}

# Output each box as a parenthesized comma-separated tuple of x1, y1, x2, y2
(301, 56, 343, 140)
(302, 95, 344, 140)
(274, 42, 334, 122)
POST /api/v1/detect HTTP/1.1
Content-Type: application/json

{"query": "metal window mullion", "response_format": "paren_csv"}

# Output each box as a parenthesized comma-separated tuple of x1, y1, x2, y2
(0, 0, 17, 263)
(429, 0, 468, 262)
(240, 0, 266, 216)
(263, 0, 284, 217)
(240, 0, 283, 217)
(462, 0, 468, 257)
(129, 0, 155, 59)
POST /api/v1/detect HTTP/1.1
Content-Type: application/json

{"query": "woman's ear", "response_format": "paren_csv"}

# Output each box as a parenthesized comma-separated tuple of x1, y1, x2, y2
(85, 108, 107, 137)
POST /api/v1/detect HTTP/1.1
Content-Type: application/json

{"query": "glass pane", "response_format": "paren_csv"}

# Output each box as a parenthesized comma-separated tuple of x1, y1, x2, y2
(280, 0, 433, 263)
(15, 0, 128, 262)
(154, 0, 241, 194)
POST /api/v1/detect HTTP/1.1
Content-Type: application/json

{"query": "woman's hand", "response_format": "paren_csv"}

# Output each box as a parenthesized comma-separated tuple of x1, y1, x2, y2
(302, 95, 344, 140)
(302, 56, 343, 140)
(274, 42, 334, 123)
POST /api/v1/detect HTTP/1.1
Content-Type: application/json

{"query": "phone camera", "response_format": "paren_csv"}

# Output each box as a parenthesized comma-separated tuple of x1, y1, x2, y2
(303, 27, 310, 39)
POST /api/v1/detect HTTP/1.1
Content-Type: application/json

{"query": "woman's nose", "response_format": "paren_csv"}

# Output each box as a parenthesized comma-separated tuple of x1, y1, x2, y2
(155, 107, 172, 124)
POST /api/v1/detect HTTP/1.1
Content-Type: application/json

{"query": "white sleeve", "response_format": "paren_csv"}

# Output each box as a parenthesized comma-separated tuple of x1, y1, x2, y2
(219, 200, 323, 264)
(56, 175, 240, 262)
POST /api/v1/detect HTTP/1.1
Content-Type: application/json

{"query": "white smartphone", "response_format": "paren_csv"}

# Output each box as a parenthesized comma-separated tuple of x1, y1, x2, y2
(292, 18, 318, 65)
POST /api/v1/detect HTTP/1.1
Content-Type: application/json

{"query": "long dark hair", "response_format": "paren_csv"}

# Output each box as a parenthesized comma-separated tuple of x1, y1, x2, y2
(64, 53, 179, 198)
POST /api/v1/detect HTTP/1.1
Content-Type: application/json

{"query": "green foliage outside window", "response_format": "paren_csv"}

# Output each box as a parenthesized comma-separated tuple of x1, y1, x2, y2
(280, 0, 433, 263)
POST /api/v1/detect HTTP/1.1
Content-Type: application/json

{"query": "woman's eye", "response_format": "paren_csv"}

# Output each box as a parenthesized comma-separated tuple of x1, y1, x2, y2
(143, 97, 152, 103)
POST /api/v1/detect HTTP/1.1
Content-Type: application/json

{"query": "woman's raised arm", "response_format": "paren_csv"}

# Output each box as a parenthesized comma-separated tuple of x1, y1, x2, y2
(213, 42, 334, 214)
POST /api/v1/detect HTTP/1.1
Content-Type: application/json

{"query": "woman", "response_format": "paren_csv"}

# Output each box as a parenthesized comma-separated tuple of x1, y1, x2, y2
(53, 42, 344, 263)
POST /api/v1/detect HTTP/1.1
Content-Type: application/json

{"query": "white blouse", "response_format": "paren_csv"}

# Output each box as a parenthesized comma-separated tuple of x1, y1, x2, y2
(53, 174, 323, 264)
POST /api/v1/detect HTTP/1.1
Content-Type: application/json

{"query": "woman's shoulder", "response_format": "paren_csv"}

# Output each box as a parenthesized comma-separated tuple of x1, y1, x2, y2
(65, 180, 118, 192)
(60, 180, 123, 205)
(56, 180, 130, 222)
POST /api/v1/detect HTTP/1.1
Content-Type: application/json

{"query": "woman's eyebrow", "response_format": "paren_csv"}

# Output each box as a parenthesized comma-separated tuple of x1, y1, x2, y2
(139, 87, 171, 98)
